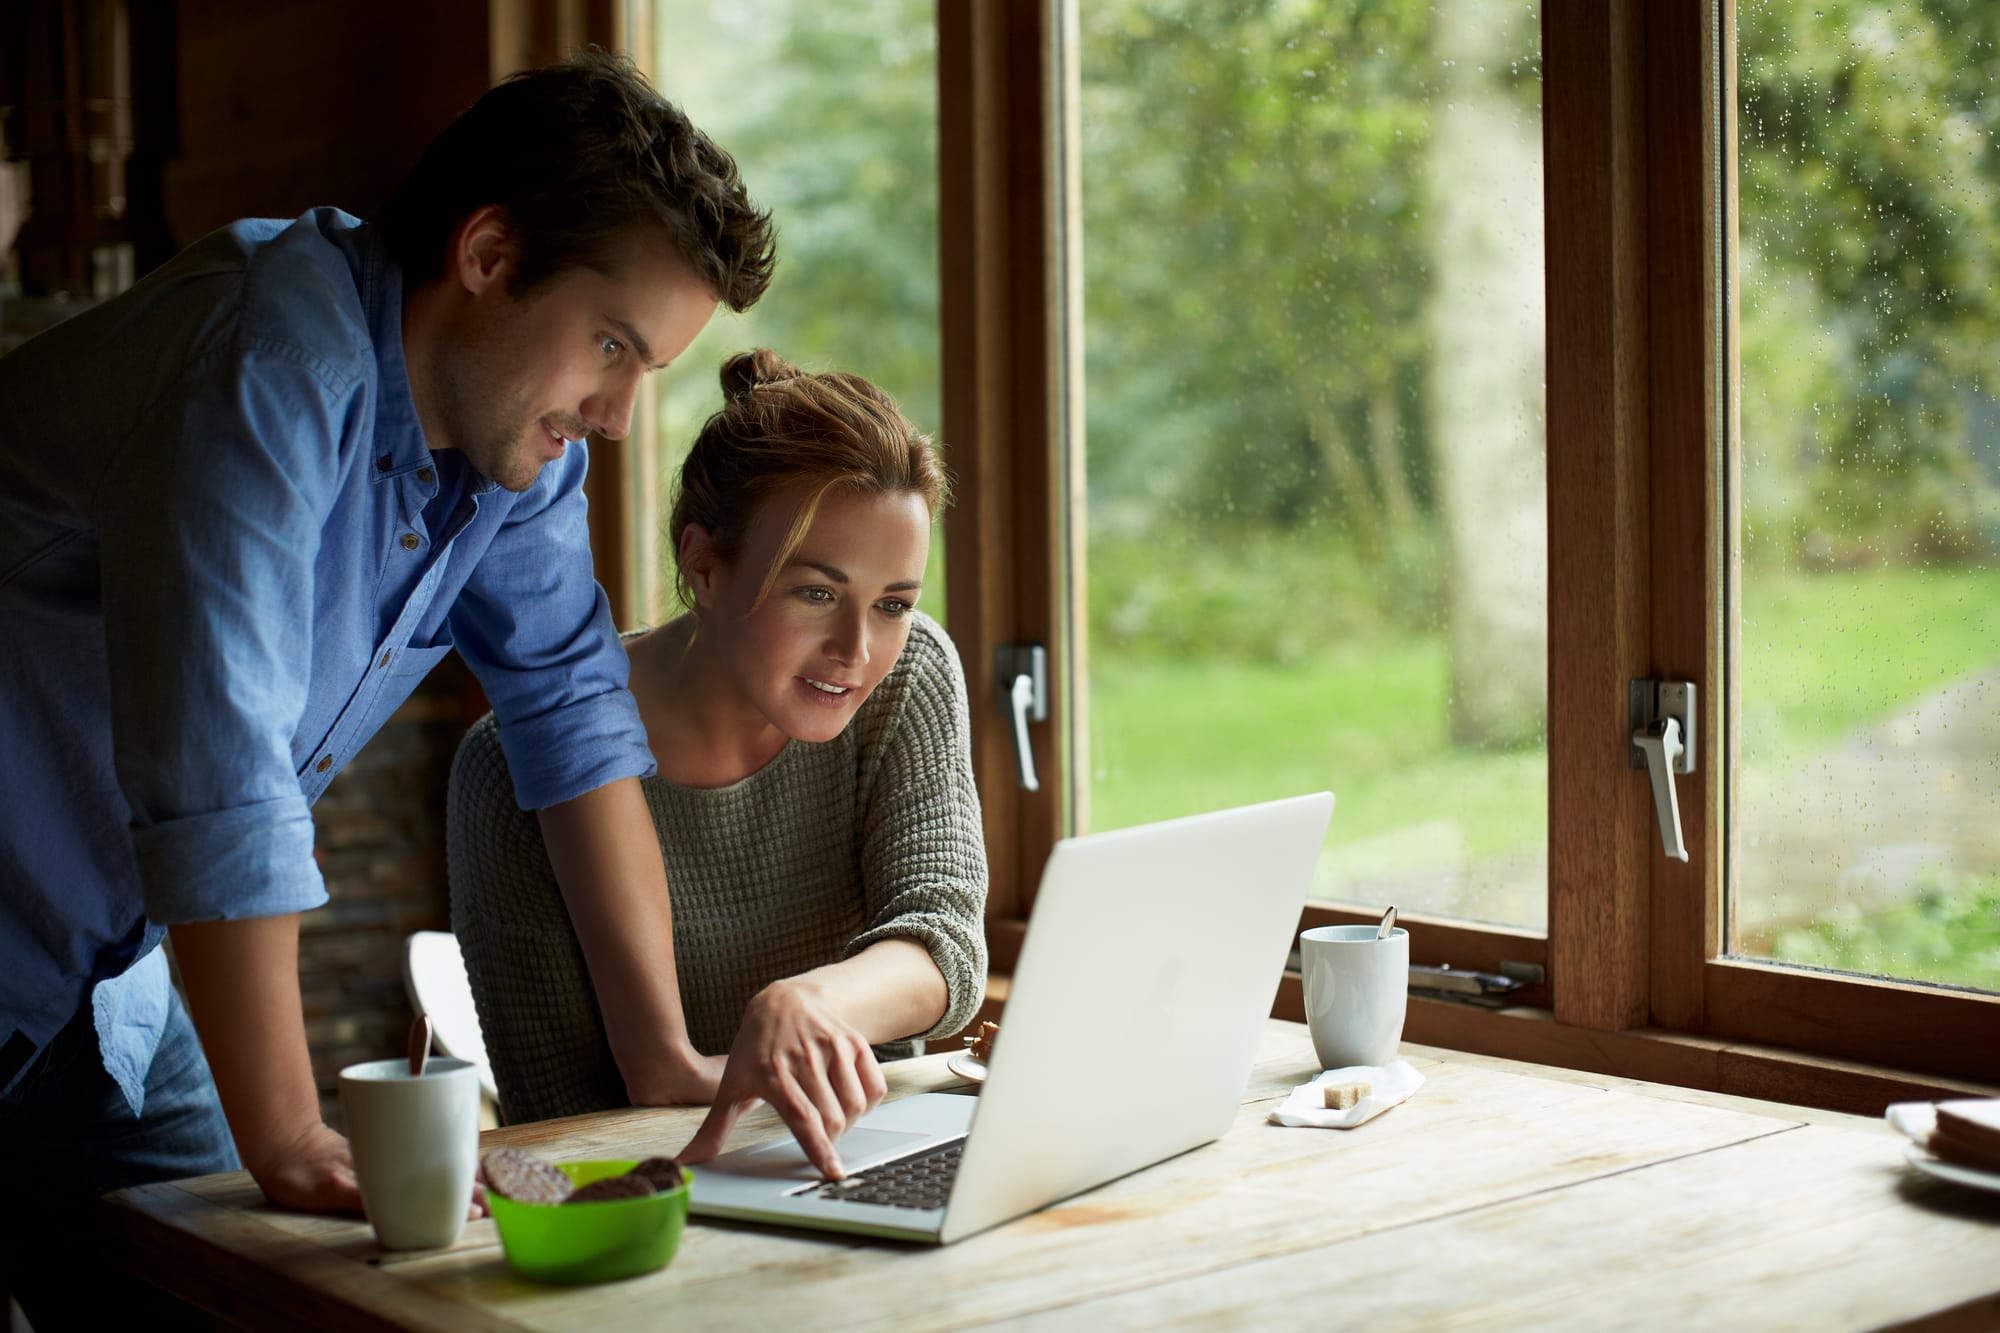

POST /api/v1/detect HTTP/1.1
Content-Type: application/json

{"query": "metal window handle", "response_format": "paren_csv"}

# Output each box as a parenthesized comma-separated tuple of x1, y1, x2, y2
(1629, 680, 1696, 864)
(1634, 717, 1688, 862)
(996, 644, 1047, 792)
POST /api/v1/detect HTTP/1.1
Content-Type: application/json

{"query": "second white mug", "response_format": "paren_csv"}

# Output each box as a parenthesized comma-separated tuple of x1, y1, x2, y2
(1300, 924, 1408, 1070)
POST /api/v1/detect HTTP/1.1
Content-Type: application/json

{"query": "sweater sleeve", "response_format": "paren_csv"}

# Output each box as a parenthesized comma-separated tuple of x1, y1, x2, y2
(445, 714, 628, 1124)
(847, 614, 990, 1040)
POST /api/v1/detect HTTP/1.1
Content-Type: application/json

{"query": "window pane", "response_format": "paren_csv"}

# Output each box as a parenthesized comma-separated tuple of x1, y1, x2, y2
(1732, 1, 2000, 992)
(1069, 2, 1546, 929)
(643, 3, 943, 624)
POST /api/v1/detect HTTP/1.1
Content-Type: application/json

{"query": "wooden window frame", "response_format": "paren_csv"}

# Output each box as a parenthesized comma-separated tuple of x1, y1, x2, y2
(608, 0, 1998, 1105)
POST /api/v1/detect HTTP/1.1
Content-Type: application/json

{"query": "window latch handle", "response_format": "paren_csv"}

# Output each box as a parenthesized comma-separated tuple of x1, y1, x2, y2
(1629, 680, 1696, 863)
(1635, 717, 1688, 862)
(995, 643, 1047, 793)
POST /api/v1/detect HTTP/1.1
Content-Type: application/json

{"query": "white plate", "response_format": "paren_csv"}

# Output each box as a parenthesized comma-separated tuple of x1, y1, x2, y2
(1904, 1142, 2000, 1194)
(945, 1051, 987, 1083)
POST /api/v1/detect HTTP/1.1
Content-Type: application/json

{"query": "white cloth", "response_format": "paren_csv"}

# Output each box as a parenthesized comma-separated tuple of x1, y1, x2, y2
(1885, 1101, 1938, 1145)
(1269, 1060, 1424, 1129)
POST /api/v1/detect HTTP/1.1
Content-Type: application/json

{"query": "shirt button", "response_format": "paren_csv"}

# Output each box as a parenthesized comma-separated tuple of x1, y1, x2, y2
(315, 755, 333, 773)
(377, 455, 393, 472)
(378, 650, 392, 668)
(416, 467, 434, 484)
(401, 533, 420, 550)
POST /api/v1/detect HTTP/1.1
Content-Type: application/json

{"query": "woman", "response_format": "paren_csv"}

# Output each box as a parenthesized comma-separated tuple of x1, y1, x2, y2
(449, 350, 986, 1179)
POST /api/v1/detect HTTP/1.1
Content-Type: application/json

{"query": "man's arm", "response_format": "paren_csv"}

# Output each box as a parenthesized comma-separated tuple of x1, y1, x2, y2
(537, 778, 722, 1105)
(449, 443, 711, 1106)
(169, 916, 359, 1211)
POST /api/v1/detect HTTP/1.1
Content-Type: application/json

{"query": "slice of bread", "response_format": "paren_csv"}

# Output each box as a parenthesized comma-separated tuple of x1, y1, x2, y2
(1930, 1099, 2000, 1172)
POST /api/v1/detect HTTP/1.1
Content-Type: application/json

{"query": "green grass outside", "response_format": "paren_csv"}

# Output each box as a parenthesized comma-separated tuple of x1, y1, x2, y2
(1739, 566, 2000, 765)
(1084, 639, 1545, 861)
(1081, 563, 2000, 980)
(1768, 874, 2000, 992)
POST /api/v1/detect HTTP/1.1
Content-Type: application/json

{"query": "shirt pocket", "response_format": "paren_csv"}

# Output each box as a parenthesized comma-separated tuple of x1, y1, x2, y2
(350, 635, 454, 746)
(386, 638, 453, 683)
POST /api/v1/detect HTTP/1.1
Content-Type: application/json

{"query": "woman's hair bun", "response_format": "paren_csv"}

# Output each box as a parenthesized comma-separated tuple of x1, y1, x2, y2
(719, 348, 799, 401)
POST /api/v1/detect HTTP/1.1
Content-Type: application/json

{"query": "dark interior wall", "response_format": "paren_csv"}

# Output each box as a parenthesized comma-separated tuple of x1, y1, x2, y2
(164, 0, 496, 1125)
(166, 0, 492, 245)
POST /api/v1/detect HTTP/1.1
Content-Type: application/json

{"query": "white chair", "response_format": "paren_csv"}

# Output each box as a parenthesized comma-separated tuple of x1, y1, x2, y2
(401, 930, 500, 1123)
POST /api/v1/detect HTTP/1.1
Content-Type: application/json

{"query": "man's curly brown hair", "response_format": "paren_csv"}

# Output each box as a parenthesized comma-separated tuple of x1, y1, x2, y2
(376, 48, 775, 311)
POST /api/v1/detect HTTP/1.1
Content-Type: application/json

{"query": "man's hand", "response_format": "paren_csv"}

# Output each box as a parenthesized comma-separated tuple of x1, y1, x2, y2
(247, 1121, 363, 1213)
(256, 1122, 486, 1220)
(676, 978, 888, 1180)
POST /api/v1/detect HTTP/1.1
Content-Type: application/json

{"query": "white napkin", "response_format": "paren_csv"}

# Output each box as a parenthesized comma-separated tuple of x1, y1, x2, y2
(1885, 1100, 1937, 1146)
(1269, 1060, 1424, 1129)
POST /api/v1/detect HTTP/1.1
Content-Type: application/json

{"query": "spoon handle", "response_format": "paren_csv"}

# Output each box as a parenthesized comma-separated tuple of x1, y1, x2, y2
(1376, 905, 1398, 940)
(407, 1013, 432, 1078)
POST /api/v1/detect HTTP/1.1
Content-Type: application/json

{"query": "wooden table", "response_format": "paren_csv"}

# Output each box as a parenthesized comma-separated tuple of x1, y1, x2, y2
(103, 1021, 2000, 1331)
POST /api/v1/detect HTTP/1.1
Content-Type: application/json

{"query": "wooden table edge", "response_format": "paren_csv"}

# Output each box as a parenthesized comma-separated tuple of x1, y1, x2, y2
(101, 1180, 522, 1333)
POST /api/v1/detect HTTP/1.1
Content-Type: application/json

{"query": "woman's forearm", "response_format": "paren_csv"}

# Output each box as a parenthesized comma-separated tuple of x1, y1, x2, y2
(775, 936, 949, 1044)
(537, 777, 711, 1101)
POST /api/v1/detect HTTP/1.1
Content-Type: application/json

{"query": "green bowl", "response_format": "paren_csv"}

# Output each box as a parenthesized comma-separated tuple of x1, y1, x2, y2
(488, 1160, 691, 1284)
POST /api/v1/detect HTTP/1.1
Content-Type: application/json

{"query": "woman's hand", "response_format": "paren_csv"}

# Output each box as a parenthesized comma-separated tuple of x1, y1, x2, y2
(675, 978, 888, 1180)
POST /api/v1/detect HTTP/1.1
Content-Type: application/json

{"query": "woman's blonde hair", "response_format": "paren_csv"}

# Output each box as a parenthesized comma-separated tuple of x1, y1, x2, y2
(669, 348, 949, 610)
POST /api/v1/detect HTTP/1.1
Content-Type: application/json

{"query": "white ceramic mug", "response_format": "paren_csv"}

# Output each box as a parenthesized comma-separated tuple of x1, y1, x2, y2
(1300, 925, 1409, 1070)
(338, 1057, 480, 1250)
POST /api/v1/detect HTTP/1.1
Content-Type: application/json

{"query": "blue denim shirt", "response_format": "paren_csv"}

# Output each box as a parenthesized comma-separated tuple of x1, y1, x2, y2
(0, 210, 655, 1113)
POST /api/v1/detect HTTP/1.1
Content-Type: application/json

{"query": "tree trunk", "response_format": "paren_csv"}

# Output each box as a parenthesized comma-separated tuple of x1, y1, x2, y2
(1426, 1, 1547, 749)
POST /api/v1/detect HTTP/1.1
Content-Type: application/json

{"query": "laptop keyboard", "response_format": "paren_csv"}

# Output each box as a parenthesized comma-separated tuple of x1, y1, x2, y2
(811, 1140, 964, 1210)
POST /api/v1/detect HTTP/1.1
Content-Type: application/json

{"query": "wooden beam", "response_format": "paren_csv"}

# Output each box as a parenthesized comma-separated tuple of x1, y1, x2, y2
(937, 0, 1062, 920)
(1643, 0, 1721, 1031)
(1543, 0, 1653, 1031)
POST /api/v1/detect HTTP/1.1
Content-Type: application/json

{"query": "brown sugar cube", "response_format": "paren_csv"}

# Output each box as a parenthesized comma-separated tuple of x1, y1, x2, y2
(566, 1174, 658, 1205)
(1322, 1080, 1371, 1111)
(481, 1148, 574, 1204)
(628, 1156, 686, 1192)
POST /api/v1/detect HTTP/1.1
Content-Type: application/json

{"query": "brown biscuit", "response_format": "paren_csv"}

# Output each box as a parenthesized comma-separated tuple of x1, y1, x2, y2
(566, 1174, 659, 1204)
(628, 1156, 685, 1192)
(481, 1148, 574, 1204)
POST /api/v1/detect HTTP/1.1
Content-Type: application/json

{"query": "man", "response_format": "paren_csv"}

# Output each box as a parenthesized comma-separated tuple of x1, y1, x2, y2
(0, 51, 773, 1324)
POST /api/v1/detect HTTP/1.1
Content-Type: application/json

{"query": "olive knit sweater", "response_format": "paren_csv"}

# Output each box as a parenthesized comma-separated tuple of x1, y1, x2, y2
(447, 612, 988, 1125)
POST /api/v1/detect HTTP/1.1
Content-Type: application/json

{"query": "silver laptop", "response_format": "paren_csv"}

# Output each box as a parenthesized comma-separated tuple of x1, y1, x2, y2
(687, 791, 1335, 1244)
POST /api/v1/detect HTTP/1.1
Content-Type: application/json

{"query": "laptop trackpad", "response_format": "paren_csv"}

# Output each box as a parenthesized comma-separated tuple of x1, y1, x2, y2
(709, 1127, 933, 1182)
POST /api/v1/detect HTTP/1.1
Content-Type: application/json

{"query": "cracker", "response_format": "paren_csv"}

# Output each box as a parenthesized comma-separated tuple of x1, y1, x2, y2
(481, 1148, 574, 1204)
(628, 1156, 685, 1192)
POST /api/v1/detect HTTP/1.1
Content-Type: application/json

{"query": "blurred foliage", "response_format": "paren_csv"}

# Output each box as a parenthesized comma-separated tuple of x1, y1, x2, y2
(654, 0, 2000, 659)
(653, 0, 938, 440)
(1738, 0, 2000, 568)
(1767, 870, 2000, 991)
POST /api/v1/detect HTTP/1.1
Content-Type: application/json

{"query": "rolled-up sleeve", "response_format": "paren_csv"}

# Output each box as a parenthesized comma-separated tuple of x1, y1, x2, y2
(96, 341, 353, 925)
(447, 441, 654, 811)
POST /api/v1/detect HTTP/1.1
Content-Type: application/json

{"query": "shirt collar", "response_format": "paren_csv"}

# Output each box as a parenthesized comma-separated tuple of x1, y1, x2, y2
(357, 226, 496, 495)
